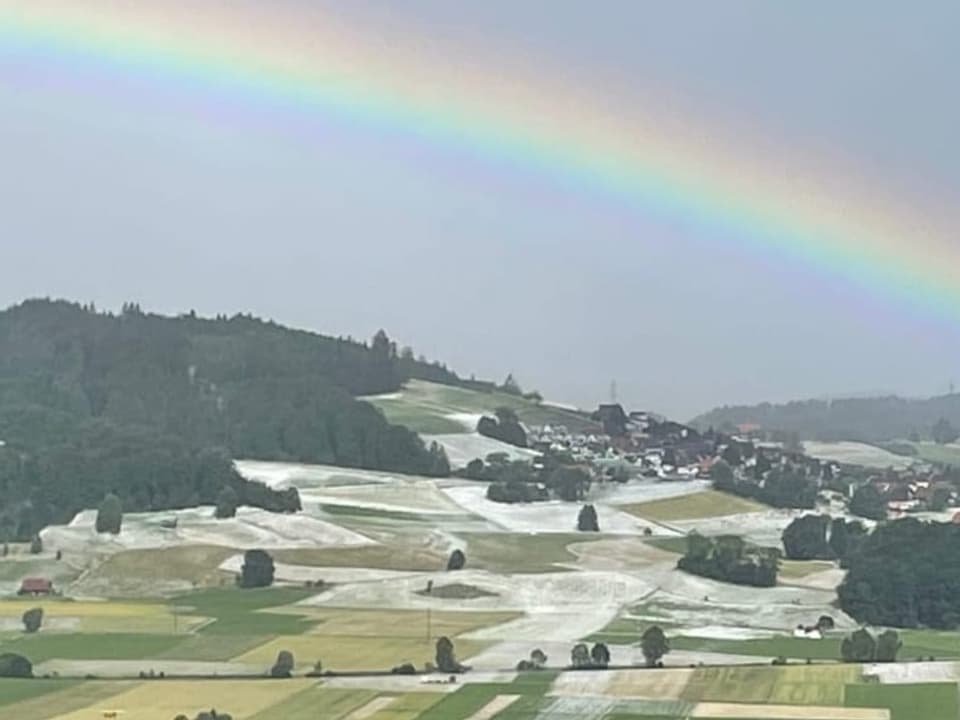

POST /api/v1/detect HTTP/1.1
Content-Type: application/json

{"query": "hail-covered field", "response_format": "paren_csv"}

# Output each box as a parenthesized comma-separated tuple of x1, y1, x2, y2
(0, 440, 949, 719)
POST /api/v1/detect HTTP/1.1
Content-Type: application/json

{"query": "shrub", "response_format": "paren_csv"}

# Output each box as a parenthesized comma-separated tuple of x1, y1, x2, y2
(391, 663, 417, 675)
(446, 549, 466, 571)
(22, 607, 43, 634)
(0, 653, 33, 677)
(238, 549, 274, 588)
(270, 650, 294, 678)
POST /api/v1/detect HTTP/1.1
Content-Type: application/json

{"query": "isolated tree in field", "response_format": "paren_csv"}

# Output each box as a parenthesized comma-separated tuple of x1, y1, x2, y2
(875, 630, 901, 662)
(577, 504, 599, 532)
(0, 652, 32, 678)
(710, 459, 734, 489)
(817, 615, 835, 632)
(435, 635, 465, 673)
(530, 648, 547, 669)
(95, 493, 123, 535)
(239, 549, 275, 588)
(641, 626, 669, 667)
(214, 485, 239, 519)
(570, 643, 591, 668)
(270, 649, 294, 677)
(447, 549, 466, 571)
(29, 534, 42, 554)
(427, 441, 451, 477)
(21, 607, 42, 634)
(932, 418, 960, 445)
(841, 628, 877, 662)
(590, 642, 611, 668)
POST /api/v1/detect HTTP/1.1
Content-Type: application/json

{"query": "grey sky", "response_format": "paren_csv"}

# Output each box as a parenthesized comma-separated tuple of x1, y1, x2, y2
(1, 1, 958, 419)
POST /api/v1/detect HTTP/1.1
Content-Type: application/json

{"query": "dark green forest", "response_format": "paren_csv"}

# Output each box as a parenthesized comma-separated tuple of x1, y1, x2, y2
(0, 299, 452, 538)
(692, 395, 960, 443)
(838, 518, 960, 629)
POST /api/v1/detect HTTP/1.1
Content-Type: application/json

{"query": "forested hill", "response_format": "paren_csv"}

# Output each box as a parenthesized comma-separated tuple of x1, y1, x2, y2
(691, 394, 960, 443)
(0, 299, 454, 539)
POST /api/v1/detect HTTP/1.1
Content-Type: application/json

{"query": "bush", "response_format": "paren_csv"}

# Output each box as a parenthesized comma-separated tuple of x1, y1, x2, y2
(391, 663, 417, 675)
(270, 650, 294, 678)
(446, 549, 466, 571)
(577, 504, 599, 532)
(29, 535, 42, 554)
(95, 493, 123, 535)
(214, 485, 239, 519)
(0, 652, 33, 678)
(238, 549, 274, 588)
(22, 607, 43, 634)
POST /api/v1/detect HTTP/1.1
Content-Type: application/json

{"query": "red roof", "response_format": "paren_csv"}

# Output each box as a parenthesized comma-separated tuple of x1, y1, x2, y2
(19, 577, 52, 592)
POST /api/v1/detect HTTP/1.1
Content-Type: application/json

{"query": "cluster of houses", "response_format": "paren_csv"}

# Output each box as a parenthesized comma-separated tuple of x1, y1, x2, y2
(867, 470, 959, 517)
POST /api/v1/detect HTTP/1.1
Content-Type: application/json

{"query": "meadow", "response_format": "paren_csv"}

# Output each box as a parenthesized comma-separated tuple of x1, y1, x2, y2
(619, 491, 765, 523)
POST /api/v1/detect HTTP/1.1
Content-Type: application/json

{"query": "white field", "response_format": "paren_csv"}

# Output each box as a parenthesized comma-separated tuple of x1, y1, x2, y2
(802, 441, 914, 470)
(422, 432, 540, 467)
(41, 506, 375, 554)
(443, 485, 665, 535)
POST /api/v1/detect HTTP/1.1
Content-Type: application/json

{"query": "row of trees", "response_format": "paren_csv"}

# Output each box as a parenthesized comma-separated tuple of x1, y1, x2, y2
(677, 533, 778, 587)
(711, 460, 818, 510)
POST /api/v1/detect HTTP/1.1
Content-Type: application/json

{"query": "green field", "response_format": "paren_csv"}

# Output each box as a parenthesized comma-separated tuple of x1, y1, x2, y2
(175, 587, 317, 635)
(619, 490, 766, 522)
(671, 629, 960, 662)
(0, 679, 79, 708)
(845, 681, 959, 720)
(461, 532, 596, 573)
(367, 379, 599, 435)
(0, 633, 184, 663)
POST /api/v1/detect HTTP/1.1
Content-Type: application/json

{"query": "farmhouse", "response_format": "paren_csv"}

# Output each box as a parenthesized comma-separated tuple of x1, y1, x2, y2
(18, 577, 54, 596)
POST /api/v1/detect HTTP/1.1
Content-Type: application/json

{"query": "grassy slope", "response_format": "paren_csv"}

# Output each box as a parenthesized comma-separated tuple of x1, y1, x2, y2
(0, 679, 79, 708)
(461, 532, 596, 573)
(619, 490, 765, 522)
(368, 380, 598, 435)
(845, 681, 959, 720)
(909, 441, 960, 466)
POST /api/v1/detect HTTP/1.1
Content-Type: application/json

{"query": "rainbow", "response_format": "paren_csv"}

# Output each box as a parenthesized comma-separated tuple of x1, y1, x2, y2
(2, 0, 957, 318)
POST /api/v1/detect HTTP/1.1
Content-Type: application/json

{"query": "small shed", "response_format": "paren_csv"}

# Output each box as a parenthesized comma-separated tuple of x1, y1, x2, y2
(18, 577, 53, 596)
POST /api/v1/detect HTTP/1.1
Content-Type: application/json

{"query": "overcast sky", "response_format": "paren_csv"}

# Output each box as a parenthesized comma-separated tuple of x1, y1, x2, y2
(2, 1, 959, 419)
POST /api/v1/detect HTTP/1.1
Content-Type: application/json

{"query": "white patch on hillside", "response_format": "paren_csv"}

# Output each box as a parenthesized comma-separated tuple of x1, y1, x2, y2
(802, 441, 914, 470)
(422, 433, 540, 468)
(442, 485, 665, 535)
(41, 506, 374, 553)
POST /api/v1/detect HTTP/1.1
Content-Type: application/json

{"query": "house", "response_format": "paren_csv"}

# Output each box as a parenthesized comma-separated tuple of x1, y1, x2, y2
(18, 577, 53, 596)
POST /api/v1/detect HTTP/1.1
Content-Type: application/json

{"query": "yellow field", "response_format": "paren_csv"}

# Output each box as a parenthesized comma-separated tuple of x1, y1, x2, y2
(605, 668, 694, 699)
(291, 607, 519, 639)
(619, 490, 765, 522)
(0, 598, 205, 633)
(691, 702, 889, 719)
(87, 545, 236, 587)
(49, 679, 315, 720)
(235, 634, 490, 672)
(364, 693, 443, 720)
(247, 686, 378, 720)
(0, 600, 169, 618)
(768, 664, 861, 706)
(779, 560, 836, 579)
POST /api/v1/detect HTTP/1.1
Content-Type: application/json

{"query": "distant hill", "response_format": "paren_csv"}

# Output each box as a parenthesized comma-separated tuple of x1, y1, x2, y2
(691, 394, 960, 443)
(0, 299, 462, 538)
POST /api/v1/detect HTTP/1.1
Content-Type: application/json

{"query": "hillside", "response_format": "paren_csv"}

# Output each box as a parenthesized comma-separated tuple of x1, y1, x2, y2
(0, 299, 458, 538)
(692, 394, 960, 443)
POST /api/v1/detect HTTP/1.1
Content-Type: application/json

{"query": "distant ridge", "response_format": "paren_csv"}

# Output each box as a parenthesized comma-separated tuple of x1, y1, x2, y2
(691, 393, 960, 442)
